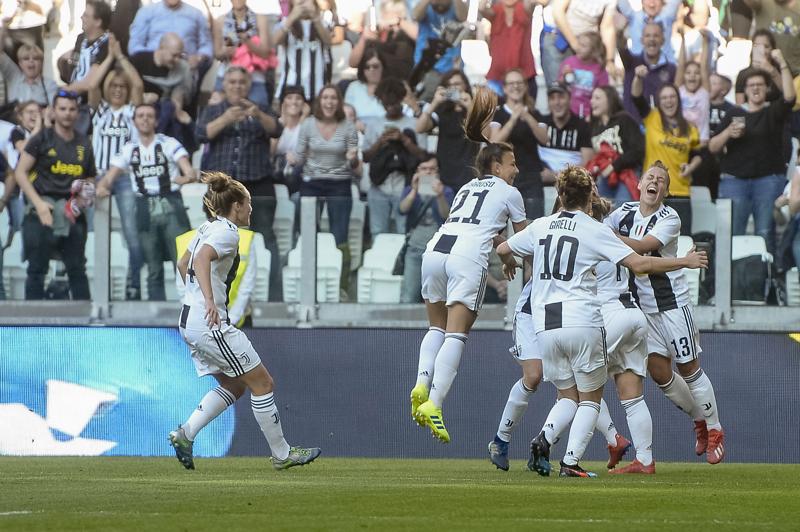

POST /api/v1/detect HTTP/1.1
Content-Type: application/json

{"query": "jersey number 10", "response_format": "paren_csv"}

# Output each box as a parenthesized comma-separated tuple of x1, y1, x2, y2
(446, 190, 489, 225)
(539, 234, 579, 281)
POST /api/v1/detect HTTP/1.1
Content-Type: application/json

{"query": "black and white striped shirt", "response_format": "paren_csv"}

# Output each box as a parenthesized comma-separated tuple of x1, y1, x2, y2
(275, 19, 331, 101)
(92, 101, 137, 173)
(70, 32, 110, 88)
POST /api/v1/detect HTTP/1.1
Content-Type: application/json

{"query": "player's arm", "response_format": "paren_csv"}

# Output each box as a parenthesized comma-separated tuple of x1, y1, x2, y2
(193, 244, 221, 327)
(616, 234, 663, 255)
(622, 246, 707, 275)
(177, 249, 190, 285)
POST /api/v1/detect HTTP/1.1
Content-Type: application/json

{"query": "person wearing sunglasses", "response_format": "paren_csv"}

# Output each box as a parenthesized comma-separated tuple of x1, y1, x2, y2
(13, 90, 96, 300)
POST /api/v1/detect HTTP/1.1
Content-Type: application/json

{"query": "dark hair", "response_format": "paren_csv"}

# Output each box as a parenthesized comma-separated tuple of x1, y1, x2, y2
(311, 84, 346, 122)
(751, 28, 777, 51)
(15, 99, 41, 116)
(656, 84, 690, 137)
(134, 102, 160, 120)
(87, 0, 112, 30)
(375, 77, 406, 107)
(202, 172, 249, 218)
(414, 151, 438, 171)
(741, 68, 771, 102)
(281, 85, 307, 104)
(439, 69, 473, 96)
(556, 165, 594, 211)
(464, 87, 513, 178)
(503, 68, 536, 111)
(589, 85, 624, 127)
(590, 195, 612, 221)
(357, 46, 385, 83)
(53, 88, 79, 107)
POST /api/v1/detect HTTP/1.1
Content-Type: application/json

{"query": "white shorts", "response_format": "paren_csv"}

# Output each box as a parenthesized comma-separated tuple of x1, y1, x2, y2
(645, 304, 702, 364)
(536, 327, 608, 392)
(602, 299, 648, 377)
(511, 311, 541, 362)
(420, 251, 488, 312)
(181, 322, 262, 377)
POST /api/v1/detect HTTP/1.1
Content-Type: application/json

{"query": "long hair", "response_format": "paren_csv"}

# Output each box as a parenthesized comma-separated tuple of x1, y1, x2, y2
(102, 68, 132, 102)
(356, 46, 385, 83)
(589, 85, 624, 128)
(312, 84, 346, 122)
(555, 165, 594, 211)
(464, 86, 513, 178)
(202, 172, 249, 219)
(656, 84, 690, 137)
(578, 31, 606, 67)
(439, 69, 473, 97)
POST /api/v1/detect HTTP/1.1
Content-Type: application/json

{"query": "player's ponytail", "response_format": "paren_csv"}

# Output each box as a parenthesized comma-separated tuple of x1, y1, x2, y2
(590, 195, 611, 222)
(464, 86, 513, 179)
(556, 165, 594, 211)
(202, 171, 248, 218)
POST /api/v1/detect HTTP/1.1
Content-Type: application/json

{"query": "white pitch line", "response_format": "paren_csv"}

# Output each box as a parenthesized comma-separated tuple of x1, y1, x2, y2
(0, 511, 32, 516)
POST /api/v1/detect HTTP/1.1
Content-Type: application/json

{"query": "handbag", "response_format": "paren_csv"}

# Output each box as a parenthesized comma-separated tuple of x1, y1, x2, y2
(392, 197, 435, 276)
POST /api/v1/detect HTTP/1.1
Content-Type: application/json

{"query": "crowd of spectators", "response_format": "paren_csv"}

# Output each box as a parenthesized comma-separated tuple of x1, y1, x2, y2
(1, 0, 799, 306)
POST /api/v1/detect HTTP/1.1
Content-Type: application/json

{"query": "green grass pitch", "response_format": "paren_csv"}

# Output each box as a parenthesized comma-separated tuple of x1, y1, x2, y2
(2, 457, 799, 531)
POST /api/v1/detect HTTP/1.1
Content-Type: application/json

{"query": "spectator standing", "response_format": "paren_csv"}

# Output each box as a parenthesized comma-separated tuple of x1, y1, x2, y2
(14, 91, 96, 300)
(551, 0, 618, 80)
(734, 29, 784, 105)
(709, 50, 797, 254)
(128, 0, 213, 86)
(344, 47, 387, 121)
(212, 0, 273, 108)
(620, 21, 676, 123)
(89, 39, 145, 300)
(272, 0, 333, 102)
(362, 78, 426, 236)
(416, 69, 478, 191)
(196, 66, 285, 301)
(490, 68, 545, 217)
(412, 0, 468, 99)
(588, 85, 645, 203)
(633, 66, 701, 233)
(480, 0, 538, 99)
(290, 84, 359, 294)
(348, 0, 417, 81)
(675, 28, 711, 143)
(617, 0, 682, 60)
(744, 0, 800, 75)
(1, 100, 43, 233)
(272, 85, 308, 195)
(96, 103, 195, 301)
(558, 30, 609, 118)
(692, 72, 735, 199)
(0, 25, 58, 107)
(398, 154, 453, 302)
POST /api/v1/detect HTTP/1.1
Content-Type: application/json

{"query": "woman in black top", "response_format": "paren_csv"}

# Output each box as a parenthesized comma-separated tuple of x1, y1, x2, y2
(589, 85, 644, 204)
(415, 69, 478, 192)
(489, 68, 544, 218)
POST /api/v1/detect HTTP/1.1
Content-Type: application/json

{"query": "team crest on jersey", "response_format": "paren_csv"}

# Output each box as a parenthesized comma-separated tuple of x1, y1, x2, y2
(47, 148, 57, 156)
(76, 145, 85, 162)
(634, 224, 646, 238)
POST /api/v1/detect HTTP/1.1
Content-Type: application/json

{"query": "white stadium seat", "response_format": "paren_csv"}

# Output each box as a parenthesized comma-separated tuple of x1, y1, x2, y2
(357, 234, 406, 303)
(690, 186, 716, 235)
(786, 268, 800, 306)
(731, 235, 773, 305)
(273, 184, 295, 259)
(543, 186, 557, 216)
(181, 182, 210, 228)
(250, 232, 271, 302)
(2, 233, 26, 300)
(677, 235, 700, 306)
(282, 232, 342, 303)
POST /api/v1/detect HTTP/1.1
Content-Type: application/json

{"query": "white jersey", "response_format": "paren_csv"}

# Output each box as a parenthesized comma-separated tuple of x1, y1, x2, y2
(110, 133, 188, 196)
(506, 210, 634, 333)
(606, 202, 690, 314)
(515, 277, 533, 316)
(92, 101, 136, 173)
(596, 217, 634, 305)
(425, 176, 526, 268)
(181, 217, 241, 329)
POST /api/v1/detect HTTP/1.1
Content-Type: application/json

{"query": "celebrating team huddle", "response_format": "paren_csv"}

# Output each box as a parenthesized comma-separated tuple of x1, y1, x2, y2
(409, 88, 724, 477)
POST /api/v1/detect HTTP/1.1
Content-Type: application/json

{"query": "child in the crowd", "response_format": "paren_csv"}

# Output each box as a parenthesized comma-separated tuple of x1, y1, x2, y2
(558, 31, 608, 119)
(676, 27, 712, 144)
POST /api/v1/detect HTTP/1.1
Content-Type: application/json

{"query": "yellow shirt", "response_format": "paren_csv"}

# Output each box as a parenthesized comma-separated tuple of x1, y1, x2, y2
(642, 110, 700, 198)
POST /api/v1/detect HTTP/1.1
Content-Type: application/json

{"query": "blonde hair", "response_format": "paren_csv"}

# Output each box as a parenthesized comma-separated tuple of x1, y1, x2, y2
(555, 165, 594, 210)
(102, 69, 132, 101)
(202, 172, 249, 218)
(17, 43, 44, 61)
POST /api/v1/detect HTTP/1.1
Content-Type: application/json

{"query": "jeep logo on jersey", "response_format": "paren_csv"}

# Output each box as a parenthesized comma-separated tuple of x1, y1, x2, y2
(0, 327, 234, 457)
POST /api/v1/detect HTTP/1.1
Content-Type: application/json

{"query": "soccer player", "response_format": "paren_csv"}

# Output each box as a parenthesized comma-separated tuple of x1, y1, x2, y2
(497, 165, 707, 477)
(168, 172, 320, 470)
(410, 87, 528, 443)
(606, 161, 725, 464)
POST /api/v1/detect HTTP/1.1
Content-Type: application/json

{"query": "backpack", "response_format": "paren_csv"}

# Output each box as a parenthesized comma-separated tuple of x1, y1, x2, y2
(731, 255, 771, 303)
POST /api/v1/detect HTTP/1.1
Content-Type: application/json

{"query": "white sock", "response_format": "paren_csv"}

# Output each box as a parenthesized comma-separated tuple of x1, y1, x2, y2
(415, 327, 445, 388)
(563, 401, 601, 466)
(594, 398, 618, 446)
(428, 333, 467, 407)
(658, 372, 699, 419)
(541, 397, 578, 446)
(183, 386, 236, 441)
(622, 395, 653, 466)
(250, 392, 291, 460)
(684, 368, 722, 431)
(496, 379, 536, 443)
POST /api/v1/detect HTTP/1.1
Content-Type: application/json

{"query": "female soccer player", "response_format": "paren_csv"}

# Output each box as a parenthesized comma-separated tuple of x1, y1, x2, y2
(607, 161, 726, 464)
(497, 166, 707, 477)
(169, 172, 320, 470)
(410, 87, 528, 443)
